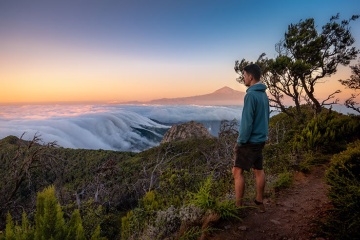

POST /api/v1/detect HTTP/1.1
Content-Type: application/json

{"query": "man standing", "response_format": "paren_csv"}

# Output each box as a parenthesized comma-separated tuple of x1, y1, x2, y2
(232, 64, 269, 212)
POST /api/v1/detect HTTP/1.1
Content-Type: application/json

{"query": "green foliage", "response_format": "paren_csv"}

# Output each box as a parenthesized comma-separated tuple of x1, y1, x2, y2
(296, 111, 360, 153)
(66, 209, 86, 240)
(5, 213, 15, 240)
(4, 212, 34, 240)
(4, 186, 106, 240)
(120, 174, 239, 239)
(120, 191, 182, 239)
(298, 152, 331, 173)
(20, 212, 34, 240)
(90, 225, 106, 240)
(273, 172, 293, 191)
(120, 209, 145, 240)
(120, 211, 132, 240)
(324, 141, 360, 239)
(215, 200, 241, 220)
(73, 200, 106, 240)
(158, 169, 192, 206)
(0, 135, 135, 239)
(264, 109, 305, 173)
(189, 176, 240, 220)
(339, 61, 360, 113)
(263, 144, 294, 174)
(34, 185, 66, 240)
(140, 191, 160, 213)
(178, 226, 203, 240)
(121, 191, 161, 240)
(189, 177, 216, 210)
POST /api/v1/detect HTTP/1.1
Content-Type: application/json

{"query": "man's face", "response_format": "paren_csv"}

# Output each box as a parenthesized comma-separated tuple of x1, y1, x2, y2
(243, 71, 253, 87)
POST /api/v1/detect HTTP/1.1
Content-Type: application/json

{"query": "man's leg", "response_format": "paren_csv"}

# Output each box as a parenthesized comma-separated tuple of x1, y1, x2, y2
(253, 169, 265, 203)
(232, 167, 245, 207)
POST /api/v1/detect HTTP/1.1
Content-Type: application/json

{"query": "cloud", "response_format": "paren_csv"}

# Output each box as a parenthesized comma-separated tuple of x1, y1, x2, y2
(116, 104, 242, 123)
(0, 104, 242, 152)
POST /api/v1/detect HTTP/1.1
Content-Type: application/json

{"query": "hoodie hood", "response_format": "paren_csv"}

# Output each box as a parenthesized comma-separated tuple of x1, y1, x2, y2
(246, 82, 267, 93)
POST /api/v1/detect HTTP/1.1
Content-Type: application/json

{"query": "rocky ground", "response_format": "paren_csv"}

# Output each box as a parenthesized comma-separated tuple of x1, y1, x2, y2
(207, 164, 332, 240)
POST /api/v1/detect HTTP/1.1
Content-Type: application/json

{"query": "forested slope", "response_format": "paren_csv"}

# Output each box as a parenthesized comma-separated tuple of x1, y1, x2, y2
(1, 107, 360, 239)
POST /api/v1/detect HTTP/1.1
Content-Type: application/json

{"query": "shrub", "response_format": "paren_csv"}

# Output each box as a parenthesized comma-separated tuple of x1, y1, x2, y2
(142, 205, 181, 239)
(273, 172, 293, 191)
(325, 140, 360, 239)
(4, 186, 105, 240)
(296, 111, 360, 153)
(121, 191, 163, 240)
(188, 176, 240, 220)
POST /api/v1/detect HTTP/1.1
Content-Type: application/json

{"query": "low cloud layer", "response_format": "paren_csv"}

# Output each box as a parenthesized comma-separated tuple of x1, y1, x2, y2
(0, 104, 242, 152)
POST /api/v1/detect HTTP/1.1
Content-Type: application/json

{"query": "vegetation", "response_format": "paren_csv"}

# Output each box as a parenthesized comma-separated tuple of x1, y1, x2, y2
(1, 107, 359, 239)
(3, 185, 104, 240)
(235, 14, 359, 121)
(339, 60, 360, 113)
(324, 140, 360, 239)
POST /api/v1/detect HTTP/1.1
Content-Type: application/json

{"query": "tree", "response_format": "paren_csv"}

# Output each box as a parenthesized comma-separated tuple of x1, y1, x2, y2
(4, 212, 34, 240)
(34, 185, 66, 240)
(5, 213, 16, 240)
(235, 14, 359, 121)
(339, 60, 360, 113)
(90, 225, 107, 240)
(66, 209, 86, 240)
(3, 185, 106, 240)
(0, 134, 59, 227)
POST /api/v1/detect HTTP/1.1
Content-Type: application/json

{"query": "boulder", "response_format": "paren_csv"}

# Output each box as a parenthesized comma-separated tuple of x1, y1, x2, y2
(161, 121, 213, 144)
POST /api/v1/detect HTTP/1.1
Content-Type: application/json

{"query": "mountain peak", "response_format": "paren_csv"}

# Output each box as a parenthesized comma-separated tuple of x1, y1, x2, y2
(213, 86, 237, 94)
(123, 86, 245, 105)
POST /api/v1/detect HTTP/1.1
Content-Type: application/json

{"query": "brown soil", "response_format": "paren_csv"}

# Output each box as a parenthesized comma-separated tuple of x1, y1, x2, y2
(207, 165, 332, 240)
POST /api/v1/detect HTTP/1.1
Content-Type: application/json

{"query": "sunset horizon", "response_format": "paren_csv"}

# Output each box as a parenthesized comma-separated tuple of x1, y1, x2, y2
(1, 0, 359, 105)
(1, 82, 358, 106)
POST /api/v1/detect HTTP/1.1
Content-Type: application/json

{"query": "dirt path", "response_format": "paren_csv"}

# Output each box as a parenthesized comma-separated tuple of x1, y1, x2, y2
(208, 165, 332, 240)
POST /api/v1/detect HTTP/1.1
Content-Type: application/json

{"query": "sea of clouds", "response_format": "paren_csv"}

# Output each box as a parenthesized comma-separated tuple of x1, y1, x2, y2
(0, 104, 243, 152)
(1, 104, 356, 152)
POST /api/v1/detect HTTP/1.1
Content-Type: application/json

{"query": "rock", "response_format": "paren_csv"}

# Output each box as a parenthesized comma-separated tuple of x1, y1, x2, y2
(238, 225, 248, 231)
(270, 219, 281, 225)
(224, 225, 232, 230)
(161, 121, 213, 144)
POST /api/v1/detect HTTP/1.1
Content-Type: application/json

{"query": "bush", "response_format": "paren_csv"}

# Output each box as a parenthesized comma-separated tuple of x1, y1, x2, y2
(273, 172, 293, 191)
(188, 176, 240, 220)
(4, 186, 105, 240)
(325, 140, 360, 239)
(296, 111, 360, 153)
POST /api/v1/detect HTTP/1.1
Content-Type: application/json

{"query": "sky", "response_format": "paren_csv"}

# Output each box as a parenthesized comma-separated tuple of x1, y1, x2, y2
(1, 0, 360, 104)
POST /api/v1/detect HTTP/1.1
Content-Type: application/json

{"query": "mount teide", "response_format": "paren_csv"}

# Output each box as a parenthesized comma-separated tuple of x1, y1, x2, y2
(125, 86, 245, 105)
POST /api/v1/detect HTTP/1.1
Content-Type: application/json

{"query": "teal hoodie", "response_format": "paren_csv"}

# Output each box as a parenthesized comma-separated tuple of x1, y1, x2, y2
(237, 83, 269, 144)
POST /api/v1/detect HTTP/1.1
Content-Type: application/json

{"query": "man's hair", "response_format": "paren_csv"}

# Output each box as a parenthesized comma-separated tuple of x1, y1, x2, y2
(244, 64, 262, 81)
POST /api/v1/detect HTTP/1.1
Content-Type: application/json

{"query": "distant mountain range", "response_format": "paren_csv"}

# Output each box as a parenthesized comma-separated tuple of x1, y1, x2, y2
(124, 86, 245, 105)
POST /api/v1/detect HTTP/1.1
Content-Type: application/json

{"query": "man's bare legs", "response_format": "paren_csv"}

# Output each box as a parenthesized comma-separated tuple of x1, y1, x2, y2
(233, 167, 265, 207)
(232, 167, 245, 207)
(254, 169, 265, 203)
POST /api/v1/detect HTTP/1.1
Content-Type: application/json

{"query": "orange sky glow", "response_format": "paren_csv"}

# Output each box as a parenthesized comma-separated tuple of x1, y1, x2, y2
(1, 0, 359, 105)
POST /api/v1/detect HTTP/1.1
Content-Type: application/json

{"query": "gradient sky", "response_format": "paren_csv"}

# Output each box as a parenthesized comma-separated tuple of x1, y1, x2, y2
(1, 0, 360, 104)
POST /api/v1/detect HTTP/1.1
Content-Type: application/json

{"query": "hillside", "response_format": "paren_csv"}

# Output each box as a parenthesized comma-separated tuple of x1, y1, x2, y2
(124, 86, 245, 105)
(1, 108, 359, 240)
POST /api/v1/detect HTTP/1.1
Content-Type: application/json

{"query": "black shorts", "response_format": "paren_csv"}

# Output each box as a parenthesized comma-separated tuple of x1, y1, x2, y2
(233, 142, 265, 171)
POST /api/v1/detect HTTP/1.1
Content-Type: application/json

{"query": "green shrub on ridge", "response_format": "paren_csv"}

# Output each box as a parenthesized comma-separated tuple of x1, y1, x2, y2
(325, 140, 360, 239)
